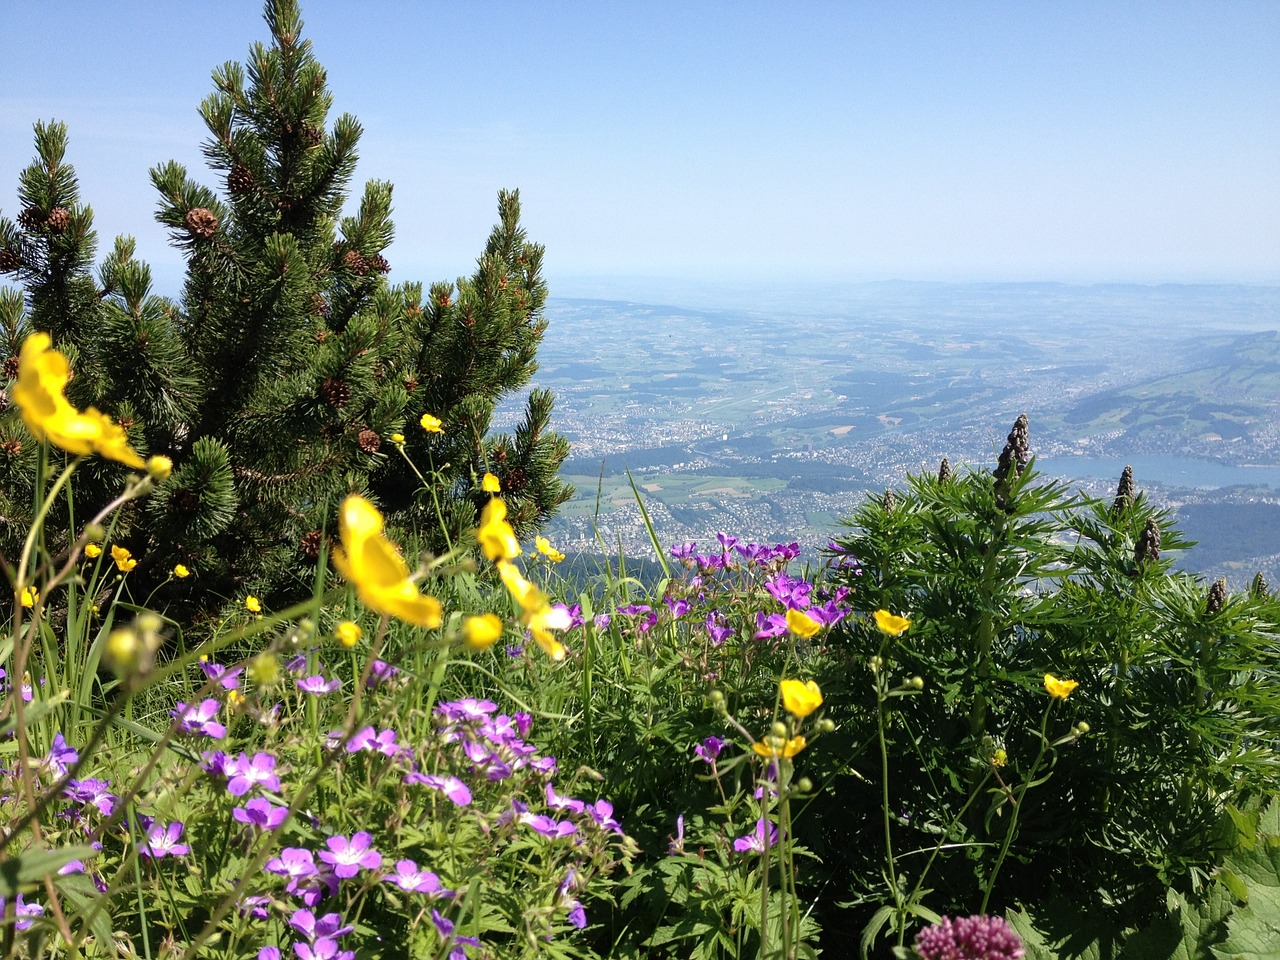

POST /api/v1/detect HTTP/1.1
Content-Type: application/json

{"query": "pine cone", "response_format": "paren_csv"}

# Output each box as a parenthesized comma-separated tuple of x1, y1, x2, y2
(0, 388, 8, 412)
(320, 376, 350, 408)
(227, 164, 255, 195)
(176, 490, 201, 513)
(938, 457, 952, 483)
(437, 292, 452, 309)
(0, 247, 19, 273)
(1111, 465, 1135, 517)
(2, 356, 19, 380)
(45, 207, 71, 232)
(1, 439, 22, 456)
(1205, 578, 1228, 616)
(1251, 572, 1270, 598)
(505, 466, 529, 493)
(342, 250, 369, 275)
(185, 207, 219, 240)
(1135, 518, 1162, 564)
(311, 293, 330, 318)
(17, 207, 44, 231)
(314, 329, 330, 343)
(299, 529, 324, 561)
(403, 374, 419, 393)
(882, 488, 895, 513)
(367, 253, 390, 274)
(300, 123, 323, 147)
(357, 428, 381, 454)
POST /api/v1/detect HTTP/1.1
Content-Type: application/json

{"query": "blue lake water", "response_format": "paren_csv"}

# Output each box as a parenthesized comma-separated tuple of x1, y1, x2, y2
(1039, 456, 1280, 490)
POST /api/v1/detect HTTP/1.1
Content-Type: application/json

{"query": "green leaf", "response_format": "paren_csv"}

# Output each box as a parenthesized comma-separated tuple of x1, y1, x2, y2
(0, 845, 97, 897)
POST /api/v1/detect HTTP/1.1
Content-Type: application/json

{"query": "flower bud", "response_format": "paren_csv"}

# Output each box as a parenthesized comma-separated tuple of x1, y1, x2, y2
(770, 720, 789, 739)
(796, 777, 813, 794)
(910, 676, 924, 690)
(1074, 721, 1090, 736)
(85, 523, 106, 543)
(146, 455, 173, 482)
(817, 718, 836, 734)
(709, 690, 725, 705)
(869, 656, 883, 673)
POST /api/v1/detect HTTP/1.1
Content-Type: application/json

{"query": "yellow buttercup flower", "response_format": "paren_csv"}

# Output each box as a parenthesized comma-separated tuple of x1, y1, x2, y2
(753, 735, 807, 759)
(991, 748, 1008, 768)
(496, 560, 568, 660)
(463, 613, 504, 651)
(111, 544, 138, 573)
(389, 433, 405, 445)
(335, 620, 362, 648)
(786, 608, 821, 639)
(535, 535, 565, 563)
(84, 543, 102, 559)
(873, 609, 911, 636)
(420, 413, 444, 434)
(245, 595, 262, 614)
(172, 564, 190, 579)
(12, 332, 145, 468)
(20, 586, 38, 608)
(146, 455, 173, 482)
(1044, 673, 1079, 700)
(780, 678, 823, 718)
(481, 472, 501, 493)
(477, 497, 521, 562)
(331, 494, 443, 628)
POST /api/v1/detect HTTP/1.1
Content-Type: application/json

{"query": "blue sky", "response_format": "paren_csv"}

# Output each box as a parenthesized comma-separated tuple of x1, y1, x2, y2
(3, 1, 1278, 294)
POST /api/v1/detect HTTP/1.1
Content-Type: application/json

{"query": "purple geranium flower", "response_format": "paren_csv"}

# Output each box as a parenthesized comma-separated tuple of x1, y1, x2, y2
(293, 940, 354, 960)
(404, 772, 473, 806)
(668, 814, 686, 855)
(704, 612, 734, 645)
(233, 797, 289, 830)
(64, 778, 117, 816)
(199, 659, 243, 690)
(226, 752, 282, 796)
(139, 821, 190, 858)
(914, 915, 1025, 960)
(289, 908, 353, 942)
(366, 659, 399, 688)
(172, 699, 226, 738)
(0, 894, 43, 931)
(266, 847, 318, 884)
(694, 736, 725, 764)
(545, 782, 586, 814)
(298, 674, 340, 695)
(240, 895, 272, 919)
(431, 909, 481, 960)
(319, 832, 382, 878)
(383, 859, 447, 894)
(44, 733, 79, 777)
(523, 814, 578, 839)
(754, 612, 788, 639)
(733, 818, 778, 854)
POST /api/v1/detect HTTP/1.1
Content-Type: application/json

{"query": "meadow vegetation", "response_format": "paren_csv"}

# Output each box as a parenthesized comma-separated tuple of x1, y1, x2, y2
(3, 4, 1280, 959)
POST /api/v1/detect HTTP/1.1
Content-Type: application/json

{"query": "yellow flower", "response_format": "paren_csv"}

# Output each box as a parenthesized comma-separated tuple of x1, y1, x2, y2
(780, 678, 823, 718)
(477, 497, 521, 562)
(111, 544, 138, 573)
(20, 586, 38, 608)
(786, 608, 821, 638)
(535, 535, 565, 563)
(753, 735, 807, 759)
(1044, 673, 1079, 700)
(245, 595, 262, 614)
(172, 563, 190, 579)
(463, 613, 504, 651)
(227, 689, 245, 710)
(84, 543, 102, 559)
(335, 620, 362, 648)
(331, 494, 443, 628)
(873, 609, 911, 636)
(146, 455, 173, 482)
(12, 332, 145, 468)
(481, 472, 501, 493)
(991, 747, 1008, 768)
(389, 433, 405, 445)
(496, 560, 569, 660)
(420, 413, 444, 434)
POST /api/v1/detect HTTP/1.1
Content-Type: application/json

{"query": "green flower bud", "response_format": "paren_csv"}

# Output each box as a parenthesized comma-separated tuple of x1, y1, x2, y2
(1074, 721, 1090, 735)
(817, 718, 836, 734)
(770, 720, 789, 739)
(796, 777, 814, 794)
(910, 676, 924, 690)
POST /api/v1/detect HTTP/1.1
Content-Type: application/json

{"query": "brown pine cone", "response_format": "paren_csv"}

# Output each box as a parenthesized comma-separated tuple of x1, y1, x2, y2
(342, 250, 369, 275)
(403, 374, 419, 393)
(2, 356, 19, 380)
(357, 428, 381, 454)
(45, 207, 71, 232)
(938, 457, 952, 483)
(1111, 465, 1135, 517)
(367, 253, 390, 274)
(505, 466, 529, 493)
(1205, 578, 1228, 616)
(185, 207, 219, 240)
(299, 529, 324, 560)
(320, 376, 350, 408)
(227, 164, 255, 194)
(300, 123, 323, 147)
(17, 207, 44, 232)
(311, 293, 330, 318)
(0, 247, 19, 273)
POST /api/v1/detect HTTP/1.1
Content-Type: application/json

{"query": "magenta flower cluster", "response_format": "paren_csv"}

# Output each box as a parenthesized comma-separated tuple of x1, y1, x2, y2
(913, 915, 1026, 960)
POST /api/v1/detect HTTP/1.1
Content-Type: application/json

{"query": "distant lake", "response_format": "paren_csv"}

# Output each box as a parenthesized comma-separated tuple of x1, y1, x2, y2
(1039, 456, 1280, 490)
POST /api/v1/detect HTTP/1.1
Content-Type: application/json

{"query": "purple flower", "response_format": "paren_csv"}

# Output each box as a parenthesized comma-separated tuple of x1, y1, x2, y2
(913, 915, 1025, 960)
(431, 910, 481, 960)
(199, 659, 243, 690)
(294, 865, 340, 908)
(172, 699, 226, 738)
(670, 541, 698, 561)
(233, 797, 289, 830)
(298, 674, 340, 695)
(64, 778, 117, 816)
(545, 782, 586, 814)
(754, 612, 788, 639)
(266, 847, 319, 884)
(436, 698, 497, 722)
(404, 771, 472, 805)
(201, 750, 230, 778)
(240, 895, 272, 919)
(258, 949, 281, 960)
(345, 726, 401, 757)
(593, 613, 612, 630)
(555, 602, 585, 629)
(366, 659, 399, 687)
(44, 733, 79, 777)
(0, 894, 43, 930)
(704, 612, 734, 645)
(694, 736, 725, 764)
(226, 752, 282, 796)
(139, 821, 190, 858)
(668, 814, 686, 855)
(716, 532, 739, 552)
(293, 941, 354, 960)
(665, 596, 691, 618)
(588, 799, 624, 834)
(319, 832, 382, 878)
(523, 814, 578, 839)
(733, 818, 778, 854)
(383, 859, 447, 894)
(289, 908, 353, 942)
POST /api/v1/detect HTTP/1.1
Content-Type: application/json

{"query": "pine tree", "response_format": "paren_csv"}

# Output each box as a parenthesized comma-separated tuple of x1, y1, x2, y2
(0, 0, 572, 613)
